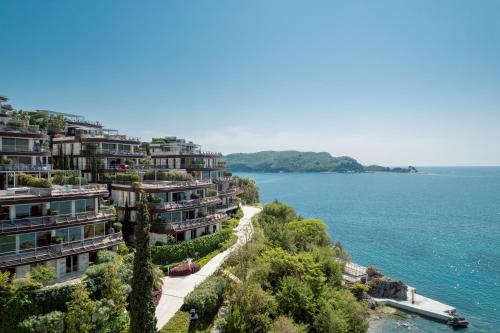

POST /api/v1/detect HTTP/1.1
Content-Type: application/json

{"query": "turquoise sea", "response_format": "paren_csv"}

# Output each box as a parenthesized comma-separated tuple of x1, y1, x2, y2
(236, 168, 500, 333)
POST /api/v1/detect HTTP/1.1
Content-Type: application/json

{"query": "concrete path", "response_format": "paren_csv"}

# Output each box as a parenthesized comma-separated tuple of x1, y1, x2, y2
(155, 205, 261, 330)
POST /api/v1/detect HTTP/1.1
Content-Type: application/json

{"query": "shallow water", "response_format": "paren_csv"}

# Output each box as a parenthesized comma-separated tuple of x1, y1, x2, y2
(236, 168, 500, 333)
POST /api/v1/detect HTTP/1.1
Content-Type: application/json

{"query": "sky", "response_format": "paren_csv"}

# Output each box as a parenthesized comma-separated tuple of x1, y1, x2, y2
(1, 0, 499, 166)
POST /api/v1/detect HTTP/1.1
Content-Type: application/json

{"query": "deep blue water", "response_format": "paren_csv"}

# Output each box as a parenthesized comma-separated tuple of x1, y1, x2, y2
(236, 168, 500, 333)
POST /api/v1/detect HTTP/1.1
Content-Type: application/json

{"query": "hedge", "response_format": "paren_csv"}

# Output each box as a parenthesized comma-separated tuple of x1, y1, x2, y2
(160, 311, 190, 333)
(17, 173, 52, 188)
(181, 275, 228, 317)
(151, 229, 232, 265)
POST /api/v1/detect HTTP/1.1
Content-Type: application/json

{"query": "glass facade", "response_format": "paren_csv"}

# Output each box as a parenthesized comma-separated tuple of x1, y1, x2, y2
(50, 201, 72, 215)
(0, 235, 16, 254)
(19, 233, 36, 251)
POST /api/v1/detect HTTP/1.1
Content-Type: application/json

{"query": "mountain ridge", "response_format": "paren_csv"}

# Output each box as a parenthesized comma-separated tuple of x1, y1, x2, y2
(224, 150, 417, 173)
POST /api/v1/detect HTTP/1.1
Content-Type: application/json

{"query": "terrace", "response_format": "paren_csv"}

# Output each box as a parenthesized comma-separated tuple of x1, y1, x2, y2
(0, 208, 115, 235)
(112, 179, 213, 192)
(218, 188, 244, 197)
(0, 184, 109, 205)
(0, 232, 123, 269)
(151, 196, 221, 213)
(152, 212, 229, 233)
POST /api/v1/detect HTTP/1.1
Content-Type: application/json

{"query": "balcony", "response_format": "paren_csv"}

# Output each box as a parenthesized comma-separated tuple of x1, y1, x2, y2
(78, 133, 141, 143)
(0, 145, 49, 155)
(0, 184, 109, 205)
(217, 203, 239, 212)
(112, 179, 213, 193)
(0, 209, 116, 235)
(0, 126, 47, 138)
(151, 196, 222, 213)
(81, 149, 144, 158)
(0, 164, 52, 172)
(0, 232, 123, 269)
(218, 188, 244, 197)
(152, 212, 229, 233)
(212, 176, 234, 184)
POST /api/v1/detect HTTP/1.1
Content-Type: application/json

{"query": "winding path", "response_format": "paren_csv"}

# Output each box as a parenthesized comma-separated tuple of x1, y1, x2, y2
(155, 205, 261, 330)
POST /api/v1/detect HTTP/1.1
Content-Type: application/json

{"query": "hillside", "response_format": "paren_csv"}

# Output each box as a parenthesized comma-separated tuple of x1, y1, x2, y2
(224, 151, 417, 173)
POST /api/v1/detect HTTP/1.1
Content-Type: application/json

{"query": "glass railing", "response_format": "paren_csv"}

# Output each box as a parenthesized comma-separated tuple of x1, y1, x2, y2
(0, 232, 123, 267)
(152, 197, 221, 211)
(153, 212, 229, 232)
(0, 164, 52, 171)
(0, 145, 48, 153)
(0, 208, 115, 234)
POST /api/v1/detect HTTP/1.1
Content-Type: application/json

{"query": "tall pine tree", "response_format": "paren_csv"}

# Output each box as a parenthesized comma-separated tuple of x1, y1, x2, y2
(129, 192, 157, 333)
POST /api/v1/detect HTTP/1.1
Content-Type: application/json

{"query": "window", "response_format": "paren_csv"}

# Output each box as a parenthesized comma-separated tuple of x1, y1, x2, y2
(161, 211, 181, 222)
(66, 255, 78, 273)
(75, 200, 86, 213)
(94, 223, 105, 237)
(36, 231, 51, 247)
(19, 233, 36, 251)
(153, 193, 167, 203)
(86, 198, 95, 211)
(118, 144, 131, 152)
(55, 228, 68, 243)
(0, 235, 16, 254)
(102, 143, 116, 152)
(15, 139, 29, 151)
(51, 201, 72, 215)
(84, 225, 94, 239)
(16, 205, 31, 219)
(68, 226, 82, 242)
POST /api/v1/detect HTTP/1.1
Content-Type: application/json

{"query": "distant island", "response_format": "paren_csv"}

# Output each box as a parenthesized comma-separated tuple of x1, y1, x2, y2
(224, 151, 418, 173)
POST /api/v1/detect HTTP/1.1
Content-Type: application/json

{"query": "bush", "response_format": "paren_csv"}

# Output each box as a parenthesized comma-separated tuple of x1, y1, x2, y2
(151, 229, 232, 264)
(160, 311, 190, 333)
(144, 171, 193, 181)
(207, 189, 217, 197)
(17, 173, 52, 188)
(30, 266, 56, 286)
(233, 176, 259, 204)
(18, 311, 64, 333)
(288, 219, 331, 251)
(168, 261, 201, 277)
(52, 171, 87, 186)
(182, 275, 228, 317)
(112, 222, 123, 232)
(97, 250, 117, 264)
(0, 293, 38, 333)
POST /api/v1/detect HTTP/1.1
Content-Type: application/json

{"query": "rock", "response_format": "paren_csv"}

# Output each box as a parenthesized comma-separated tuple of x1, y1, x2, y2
(369, 278, 408, 301)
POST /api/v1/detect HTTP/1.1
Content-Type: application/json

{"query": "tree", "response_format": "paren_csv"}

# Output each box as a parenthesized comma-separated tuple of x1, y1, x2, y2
(233, 176, 259, 204)
(65, 284, 96, 333)
(122, 200, 133, 244)
(129, 192, 157, 333)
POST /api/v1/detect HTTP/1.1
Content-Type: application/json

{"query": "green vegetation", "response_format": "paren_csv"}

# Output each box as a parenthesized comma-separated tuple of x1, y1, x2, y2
(219, 201, 368, 333)
(130, 193, 157, 333)
(225, 151, 417, 173)
(159, 311, 190, 333)
(182, 275, 228, 317)
(225, 151, 364, 173)
(143, 171, 194, 181)
(16, 173, 52, 188)
(104, 171, 140, 182)
(52, 171, 88, 186)
(152, 229, 232, 265)
(232, 177, 259, 204)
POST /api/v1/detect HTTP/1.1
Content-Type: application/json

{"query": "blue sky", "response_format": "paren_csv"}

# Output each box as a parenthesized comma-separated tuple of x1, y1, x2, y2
(1, 0, 499, 166)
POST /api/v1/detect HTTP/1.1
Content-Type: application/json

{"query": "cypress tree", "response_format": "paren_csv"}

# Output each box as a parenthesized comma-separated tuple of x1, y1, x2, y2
(129, 192, 157, 333)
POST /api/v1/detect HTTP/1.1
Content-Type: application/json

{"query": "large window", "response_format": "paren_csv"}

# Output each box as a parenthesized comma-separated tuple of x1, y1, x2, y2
(161, 211, 181, 222)
(94, 223, 105, 237)
(153, 192, 167, 203)
(84, 225, 94, 239)
(15, 205, 31, 219)
(118, 144, 131, 152)
(36, 231, 51, 247)
(75, 199, 86, 213)
(55, 228, 69, 243)
(68, 226, 82, 242)
(51, 201, 71, 215)
(0, 235, 16, 254)
(66, 255, 78, 273)
(86, 198, 95, 211)
(19, 233, 36, 251)
(102, 143, 116, 152)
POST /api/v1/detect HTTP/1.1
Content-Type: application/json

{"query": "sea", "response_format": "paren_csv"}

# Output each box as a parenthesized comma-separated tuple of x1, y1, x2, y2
(235, 167, 500, 333)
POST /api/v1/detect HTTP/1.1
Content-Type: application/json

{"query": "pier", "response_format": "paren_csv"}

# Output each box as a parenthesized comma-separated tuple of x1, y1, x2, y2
(343, 262, 467, 327)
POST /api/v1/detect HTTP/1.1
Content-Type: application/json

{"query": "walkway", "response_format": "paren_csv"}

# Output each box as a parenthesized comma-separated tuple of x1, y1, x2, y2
(155, 205, 261, 330)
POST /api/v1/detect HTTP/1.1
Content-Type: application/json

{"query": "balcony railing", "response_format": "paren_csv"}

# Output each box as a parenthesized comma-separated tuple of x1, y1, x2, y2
(212, 176, 234, 184)
(218, 188, 244, 197)
(0, 126, 47, 136)
(153, 212, 229, 233)
(0, 145, 48, 153)
(0, 184, 108, 201)
(138, 180, 213, 190)
(82, 149, 144, 157)
(217, 203, 239, 211)
(0, 232, 123, 268)
(0, 164, 52, 172)
(78, 133, 140, 142)
(0, 208, 115, 234)
(152, 196, 221, 212)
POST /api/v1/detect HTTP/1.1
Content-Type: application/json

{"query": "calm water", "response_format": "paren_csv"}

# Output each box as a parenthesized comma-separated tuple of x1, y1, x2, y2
(236, 168, 500, 333)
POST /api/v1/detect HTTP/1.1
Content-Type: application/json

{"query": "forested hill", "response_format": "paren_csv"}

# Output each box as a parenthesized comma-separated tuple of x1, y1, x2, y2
(224, 151, 417, 173)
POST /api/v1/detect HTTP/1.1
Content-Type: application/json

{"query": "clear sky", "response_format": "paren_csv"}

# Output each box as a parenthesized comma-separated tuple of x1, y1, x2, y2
(1, 0, 499, 166)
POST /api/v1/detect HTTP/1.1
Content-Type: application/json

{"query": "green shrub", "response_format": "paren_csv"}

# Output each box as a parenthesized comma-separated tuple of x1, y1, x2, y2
(151, 229, 231, 265)
(30, 266, 56, 286)
(182, 275, 228, 317)
(160, 311, 190, 333)
(18, 311, 64, 333)
(144, 171, 193, 181)
(0, 293, 39, 333)
(207, 189, 217, 197)
(97, 250, 117, 264)
(16, 173, 52, 188)
(112, 222, 123, 232)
